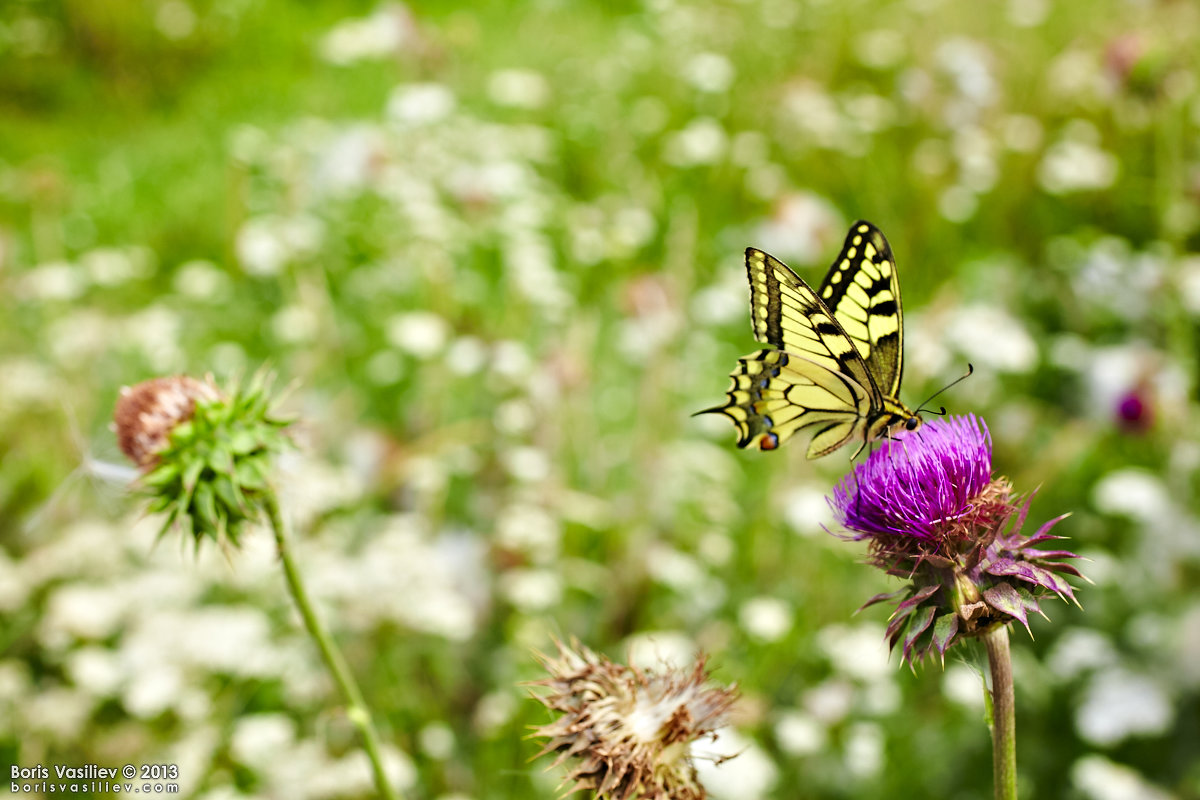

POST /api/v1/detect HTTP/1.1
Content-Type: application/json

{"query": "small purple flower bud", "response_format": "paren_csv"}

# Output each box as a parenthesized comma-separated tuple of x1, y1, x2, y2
(1115, 387, 1152, 433)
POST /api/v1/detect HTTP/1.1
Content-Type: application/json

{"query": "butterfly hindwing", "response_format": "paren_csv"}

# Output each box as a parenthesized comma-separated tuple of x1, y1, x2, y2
(712, 348, 873, 456)
(700, 221, 919, 458)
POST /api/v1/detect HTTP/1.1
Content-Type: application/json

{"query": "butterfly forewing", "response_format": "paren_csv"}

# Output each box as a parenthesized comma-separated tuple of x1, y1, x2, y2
(700, 221, 919, 458)
(816, 221, 904, 398)
(745, 248, 881, 404)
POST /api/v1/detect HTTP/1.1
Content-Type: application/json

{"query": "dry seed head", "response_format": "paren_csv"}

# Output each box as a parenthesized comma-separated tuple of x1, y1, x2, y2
(529, 639, 738, 800)
(114, 376, 221, 467)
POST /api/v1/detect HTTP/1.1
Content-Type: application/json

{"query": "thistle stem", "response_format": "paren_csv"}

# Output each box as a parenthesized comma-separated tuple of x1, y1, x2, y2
(265, 491, 401, 800)
(983, 625, 1017, 800)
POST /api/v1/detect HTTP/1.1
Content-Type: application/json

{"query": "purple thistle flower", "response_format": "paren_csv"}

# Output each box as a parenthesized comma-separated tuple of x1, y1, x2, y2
(827, 414, 1085, 666)
(831, 414, 993, 542)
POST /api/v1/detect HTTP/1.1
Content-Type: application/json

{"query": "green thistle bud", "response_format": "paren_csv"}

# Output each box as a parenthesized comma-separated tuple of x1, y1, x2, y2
(113, 372, 292, 549)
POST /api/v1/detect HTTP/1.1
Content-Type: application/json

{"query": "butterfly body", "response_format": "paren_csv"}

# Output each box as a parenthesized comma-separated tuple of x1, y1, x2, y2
(701, 221, 920, 459)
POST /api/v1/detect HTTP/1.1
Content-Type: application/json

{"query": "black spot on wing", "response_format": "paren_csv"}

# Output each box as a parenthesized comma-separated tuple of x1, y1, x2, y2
(870, 300, 898, 318)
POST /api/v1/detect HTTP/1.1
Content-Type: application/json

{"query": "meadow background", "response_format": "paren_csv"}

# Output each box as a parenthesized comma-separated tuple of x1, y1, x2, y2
(3, 0, 1199, 798)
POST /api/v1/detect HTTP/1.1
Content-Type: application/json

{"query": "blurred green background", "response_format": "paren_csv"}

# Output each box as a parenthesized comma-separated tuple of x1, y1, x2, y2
(2, 0, 1199, 798)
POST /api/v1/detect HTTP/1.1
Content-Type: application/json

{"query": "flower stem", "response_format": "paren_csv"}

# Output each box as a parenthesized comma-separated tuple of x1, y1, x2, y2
(983, 625, 1017, 800)
(265, 491, 401, 800)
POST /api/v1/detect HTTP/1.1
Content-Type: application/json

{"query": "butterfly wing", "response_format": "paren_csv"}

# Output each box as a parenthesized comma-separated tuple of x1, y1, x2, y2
(699, 248, 883, 458)
(816, 220, 904, 399)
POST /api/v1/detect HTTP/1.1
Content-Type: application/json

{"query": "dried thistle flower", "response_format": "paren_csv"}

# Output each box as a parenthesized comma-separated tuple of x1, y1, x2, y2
(529, 639, 738, 800)
(114, 375, 222, 467)
(113, 371, 292, 548)
(828, 414, 1085, 667)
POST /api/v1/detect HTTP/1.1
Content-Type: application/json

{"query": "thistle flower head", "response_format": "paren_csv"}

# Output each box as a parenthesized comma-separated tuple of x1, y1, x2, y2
(828, 415, 1085, 666)
(529, 639, 738, 800)
(831, 414, 995, 543)
(113, 371, 292, 549)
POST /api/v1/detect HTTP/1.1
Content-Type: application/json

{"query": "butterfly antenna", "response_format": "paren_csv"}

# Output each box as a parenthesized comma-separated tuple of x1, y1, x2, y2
(915, 363, 974, 415)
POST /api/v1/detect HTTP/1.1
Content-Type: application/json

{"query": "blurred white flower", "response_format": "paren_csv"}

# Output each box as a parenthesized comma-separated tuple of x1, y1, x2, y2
(1001, 114, 1043, 152)
(0, 549, 27, 612)
(387, 83, 456, 125)
(488, 69, 550, 109)
(473, 689, 518, 736)
(123, 662, 185, 718)
(82, 246, 149, 286)
(1045, 628, 1120, 680)
(0, 358, 57, 414)
(173, 259, 229, 299)
(1048, 50, 1105, 104)
(854, 29, 906, 70)
(1177, 603, 1200, 688)
(945, 303, 1037, 373)
(66, 646, 125, 697)
(694, 728, 778, 800)
(23, 686, 93, 740)
(490, 340, 533, 380)
(953, 125, 997, 192)
(936, 37, 997, 111)
(39, 584, 126, 647)
(752, 192, 843, 266)
(691, 270, 746, 326)
(938, 184, 978, 223)
(1072, 756, 1173, 800)
(124, 305, 184, 372)
(625, 630, 696, 671)
(313, 126, 387, 195)
(1076, 669, 1173, 746)
(817, 623, 892, 682)
(445, 335, 488, 375)
(665, 117, 727, 166)
(1039, 134, 1119, 194)
(804, 679, 854, 724)
(156, 0, 196, 40)
(501, 445, 550, 482)
(684, 52, 735, 93)
(1178, 255, 1200, 316)
(782, 83, 842, 147)
(313, 517, 484, 641)
(1072, 238, 1165, 320)
(1007, 0, 1049, 27)
(844, 93, 895, 134)
(844, 722, 885, 779)
(272, 304, 320, 344)
(319, 3, 419, 65)
(21, 261, 85, 301)
(612, 206, 656, 252)
(233, 714, 297, 766)
(418, 721, 456, 759)
(645, 543, 707, 592)
(495, 503, 560, 560)
(1092, 468, 1171, 526)
(500, 568, 561, 612)
(942, 663, 985, 708)
(773, 710, 826, 756)
(505, 232, 569, 311)
(386, 310, 450, 358)
(46, 310, 109, 367)
(236, 215, 325, 276)
(738, 596, 793, 643)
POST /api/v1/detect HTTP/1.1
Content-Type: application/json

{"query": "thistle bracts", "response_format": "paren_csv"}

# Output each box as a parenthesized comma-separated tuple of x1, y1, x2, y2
(829, 414, 1085, 667)
(528, 639, 738, 800)
(113, 371, 292, 548)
